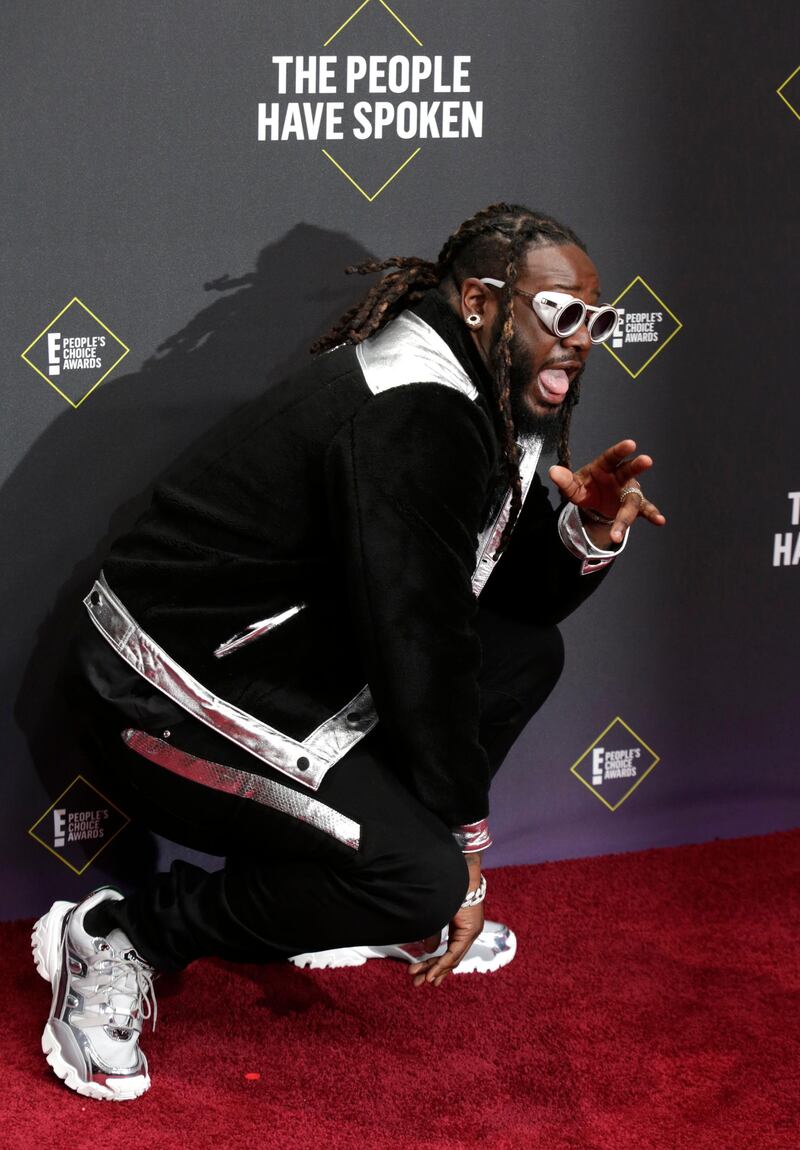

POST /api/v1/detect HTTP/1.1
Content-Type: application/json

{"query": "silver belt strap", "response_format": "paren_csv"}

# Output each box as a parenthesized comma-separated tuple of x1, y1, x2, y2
(84, 573, 377, 790)
(121, 729, 360, 850)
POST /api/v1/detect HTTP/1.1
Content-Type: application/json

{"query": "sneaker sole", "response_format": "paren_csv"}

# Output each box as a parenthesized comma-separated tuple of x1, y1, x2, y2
(290, 928, 517, 974)
(452, 928, 517, 974)
(42, 1021, 150, 1101)
(290, 946, 390, 970)
(31, 901, 76, 984)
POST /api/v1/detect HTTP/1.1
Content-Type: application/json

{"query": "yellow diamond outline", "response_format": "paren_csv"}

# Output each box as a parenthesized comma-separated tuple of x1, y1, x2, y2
(569, 715, 661, 812)
(324, 0, 423, 48)
(322, 145, 421, 202)
(776, 64, 800, 121)
(28, 774, 131, 876)
(20, 296, 130, 409)
(321, 1, 423, 199)
(602, 275, 683, 379)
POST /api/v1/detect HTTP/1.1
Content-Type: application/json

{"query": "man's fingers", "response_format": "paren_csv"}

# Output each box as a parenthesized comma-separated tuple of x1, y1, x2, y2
(610, 494, 666, 541)
(409, 937, 476, 987)
(411, 956, 451, 987)
(640, 498, 666, 525)
(594, 439, 637, 474)
(548, 465, 587, 504)
(610, 493, 644, 541)
(613, 454, 653, 484)
(410, 947, 460, 987)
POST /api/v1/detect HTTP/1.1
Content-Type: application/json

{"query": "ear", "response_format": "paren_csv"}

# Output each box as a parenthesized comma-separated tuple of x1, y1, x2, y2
(459, 277, 498, 326)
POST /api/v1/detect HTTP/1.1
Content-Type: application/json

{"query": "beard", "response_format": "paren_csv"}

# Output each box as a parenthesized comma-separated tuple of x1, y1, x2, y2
(505, 331, 581, 455)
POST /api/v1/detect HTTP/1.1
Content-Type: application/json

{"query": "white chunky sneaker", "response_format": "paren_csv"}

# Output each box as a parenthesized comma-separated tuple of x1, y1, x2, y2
(31, 887, 156, 1101)
(289, 919, 517, 974)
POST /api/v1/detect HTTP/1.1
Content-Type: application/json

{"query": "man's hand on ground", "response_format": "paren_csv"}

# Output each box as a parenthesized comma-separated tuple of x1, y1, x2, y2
(549, 438, 666, 546)
(408, 853, 484, 987)
(409, 902, 485, 987)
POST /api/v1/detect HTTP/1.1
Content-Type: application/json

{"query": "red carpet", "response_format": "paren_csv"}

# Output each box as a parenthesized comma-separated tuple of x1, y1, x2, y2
(4, 830, 799, 1149)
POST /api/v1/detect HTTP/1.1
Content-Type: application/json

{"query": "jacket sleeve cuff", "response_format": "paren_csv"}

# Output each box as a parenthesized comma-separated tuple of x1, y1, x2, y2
(557, 502, 629, 574)
(452, 818, 492, 853)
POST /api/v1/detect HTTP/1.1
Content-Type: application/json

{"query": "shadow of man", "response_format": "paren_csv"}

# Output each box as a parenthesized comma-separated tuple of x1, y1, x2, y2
(9, 223, 375, 897)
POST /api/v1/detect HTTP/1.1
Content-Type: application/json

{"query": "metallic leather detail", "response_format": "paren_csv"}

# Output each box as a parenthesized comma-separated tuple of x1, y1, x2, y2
(471, 433, 543, 596)
(557, 501, 627, 573)
(214, 603, 306, 658)
(304, 682, 378, 760)
(580, 556, 614, 575)
(85, 575, 324, 787)
(452, 817, 493, 853)
(84, 575, 374, 790)
(121, 729, 361, 850)
(357, 311, 479, 400)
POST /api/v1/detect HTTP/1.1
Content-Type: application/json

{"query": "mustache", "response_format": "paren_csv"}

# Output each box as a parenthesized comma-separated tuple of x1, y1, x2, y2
(541, 356, 582, 371)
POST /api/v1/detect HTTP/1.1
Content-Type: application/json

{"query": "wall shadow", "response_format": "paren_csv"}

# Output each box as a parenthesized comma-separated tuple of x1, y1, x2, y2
(6, 223, 374, 891)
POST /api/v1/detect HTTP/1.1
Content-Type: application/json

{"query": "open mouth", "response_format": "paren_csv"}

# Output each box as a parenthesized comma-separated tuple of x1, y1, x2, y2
(536, 367, 572, 404)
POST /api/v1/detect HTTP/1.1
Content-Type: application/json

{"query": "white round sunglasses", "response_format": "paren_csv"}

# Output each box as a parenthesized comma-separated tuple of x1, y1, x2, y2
(480, 278, 619, 344)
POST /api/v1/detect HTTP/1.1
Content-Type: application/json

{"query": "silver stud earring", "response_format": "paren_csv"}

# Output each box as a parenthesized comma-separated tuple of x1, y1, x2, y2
(466, 314, 482, 328)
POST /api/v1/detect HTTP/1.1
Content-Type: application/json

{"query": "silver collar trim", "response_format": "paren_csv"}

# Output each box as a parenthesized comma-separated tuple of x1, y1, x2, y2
(357, 311, 478, 400)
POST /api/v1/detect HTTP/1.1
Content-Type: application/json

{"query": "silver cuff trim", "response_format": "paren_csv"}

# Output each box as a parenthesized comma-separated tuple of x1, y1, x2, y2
(121, 729, 361, 850)
(214, 604, 306, 658)
(452, 818, 492, 853)
(558, 501, 628, 571)
(84, 574, 373, 790)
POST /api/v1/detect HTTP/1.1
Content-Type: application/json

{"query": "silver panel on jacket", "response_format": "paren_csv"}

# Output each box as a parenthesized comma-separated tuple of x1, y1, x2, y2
(121, 729, 361, 850)
(472, 433, 542, 595)
(357, 311, 479, 400)
(84, 574, 377, 791)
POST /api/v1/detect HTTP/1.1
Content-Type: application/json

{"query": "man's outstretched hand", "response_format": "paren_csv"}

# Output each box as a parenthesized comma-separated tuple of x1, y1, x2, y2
(549, 439, 666, 546)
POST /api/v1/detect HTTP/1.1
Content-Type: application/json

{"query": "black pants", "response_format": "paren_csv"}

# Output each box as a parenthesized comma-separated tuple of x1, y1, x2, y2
(77, 608, 564, 972)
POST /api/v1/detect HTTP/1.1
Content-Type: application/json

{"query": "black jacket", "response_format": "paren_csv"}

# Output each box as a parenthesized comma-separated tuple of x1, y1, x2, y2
(98, 290, 609, 828)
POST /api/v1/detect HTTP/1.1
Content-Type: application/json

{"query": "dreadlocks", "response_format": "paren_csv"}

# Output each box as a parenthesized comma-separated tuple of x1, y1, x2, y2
(311, 203, 587, 551)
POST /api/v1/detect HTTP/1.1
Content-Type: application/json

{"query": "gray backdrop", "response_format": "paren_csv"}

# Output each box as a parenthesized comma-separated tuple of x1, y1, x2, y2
(3, 0, 799, 918)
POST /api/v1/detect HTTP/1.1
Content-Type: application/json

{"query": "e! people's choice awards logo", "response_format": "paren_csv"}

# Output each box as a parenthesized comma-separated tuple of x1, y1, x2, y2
(773, 491, 800, 567)
(570, 717, 660, 811)
(20, 297, 129, 408)
(256, 0, 485, 200)
(604, 276, 682, 379)
(29, 776, 129, 875)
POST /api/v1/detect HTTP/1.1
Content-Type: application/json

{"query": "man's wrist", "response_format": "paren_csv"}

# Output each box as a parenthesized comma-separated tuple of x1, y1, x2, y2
(464, 850, 483, 895)
(461, 873, 487, 907)
(558, 501, 629, 567)
(579, 514, 619, 550)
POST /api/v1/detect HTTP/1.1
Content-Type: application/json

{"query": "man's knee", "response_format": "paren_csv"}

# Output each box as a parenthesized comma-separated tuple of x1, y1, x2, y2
(377, 833, 468, 941)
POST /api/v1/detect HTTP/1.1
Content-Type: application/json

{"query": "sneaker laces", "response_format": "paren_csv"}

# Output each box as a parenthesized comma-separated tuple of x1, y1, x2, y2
(88, 943, 158, 1033)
